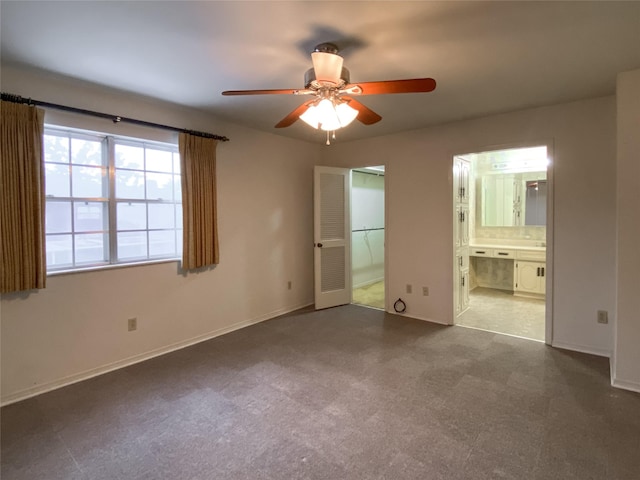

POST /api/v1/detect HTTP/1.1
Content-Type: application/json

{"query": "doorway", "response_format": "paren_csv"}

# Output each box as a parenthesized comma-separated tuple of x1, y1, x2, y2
(453, 145, 552, 342)
(351, 166, 385, 310)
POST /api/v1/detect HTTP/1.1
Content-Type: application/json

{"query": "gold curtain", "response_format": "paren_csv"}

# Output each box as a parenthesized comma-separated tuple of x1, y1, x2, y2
(179, 133, 219, 270)
(0, 101, 46, 293)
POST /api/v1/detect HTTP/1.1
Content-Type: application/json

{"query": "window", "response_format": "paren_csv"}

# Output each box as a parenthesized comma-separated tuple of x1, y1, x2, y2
(44, 127, 181, 272)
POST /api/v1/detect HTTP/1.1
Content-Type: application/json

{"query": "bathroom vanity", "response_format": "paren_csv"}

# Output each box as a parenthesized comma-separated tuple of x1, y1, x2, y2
(470, 243, 546, 298)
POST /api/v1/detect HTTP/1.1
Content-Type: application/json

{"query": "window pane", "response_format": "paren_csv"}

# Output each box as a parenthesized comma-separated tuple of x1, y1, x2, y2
(174, 175, 182, 201)
(115, 144, 144, 169)
(148, 203, 175, 229)
(146, 172, 173, 200)
(44, 135, 69, 163)
(149, 230, 176, 257)
(117, 202, 147, 230)
(118, 231, 148, 260)
(146, 148, 173, 173)
(71, 138, 102, 165)
(72, 166, 105, 198)
(46, 234, 73, 268)
(175, 204, 183, 228)
(46, 201, 72, 234)
(45, 164, 71, 197)
(75, 233, 108, 264)
(74, 202, 107, 232)
(176, 229, 183, 256)
(173, 152, 181, 174)
(116, 170, 145, 199)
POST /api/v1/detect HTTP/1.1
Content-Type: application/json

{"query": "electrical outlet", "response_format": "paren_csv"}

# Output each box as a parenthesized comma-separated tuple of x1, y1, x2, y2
(287, 281, 292, 290)
(406, 284, 412, 294)
(423, 286, 429, 296)
(128, 317, 137, 331)
(597, 310, 608, 324)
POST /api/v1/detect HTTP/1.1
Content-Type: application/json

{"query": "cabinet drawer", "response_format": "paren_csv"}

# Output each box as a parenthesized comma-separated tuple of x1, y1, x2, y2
(516, 250, 546, 261)
(492, 249, 515, 259)
(471, 248, 493, 257)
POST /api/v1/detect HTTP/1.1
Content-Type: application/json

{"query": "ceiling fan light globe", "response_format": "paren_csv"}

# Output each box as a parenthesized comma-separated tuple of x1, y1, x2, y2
(299, 104, 321, 129)
(316, 99, 341, 131)
(335, 102, 358, 127)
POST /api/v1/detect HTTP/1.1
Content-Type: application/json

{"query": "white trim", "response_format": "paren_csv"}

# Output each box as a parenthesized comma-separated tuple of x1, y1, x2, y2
(389, 311, 451, 326)
(0, 301, 313, 407)
(551, 340, 611, 358)
(456, 324, 545, 343)
(611, 377, 640, 394)
(450, 138, 555, 346)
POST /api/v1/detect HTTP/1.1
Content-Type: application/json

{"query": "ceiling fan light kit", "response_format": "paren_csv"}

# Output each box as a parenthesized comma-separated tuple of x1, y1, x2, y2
(221, 42, 436, 144)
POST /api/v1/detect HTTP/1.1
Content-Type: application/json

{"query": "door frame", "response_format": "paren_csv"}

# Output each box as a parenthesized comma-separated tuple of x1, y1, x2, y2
(349, 165, 388, 312)
(452, 139, 555, 345)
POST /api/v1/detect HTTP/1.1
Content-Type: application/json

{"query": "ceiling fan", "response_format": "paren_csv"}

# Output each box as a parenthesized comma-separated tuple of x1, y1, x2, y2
(222, 43, 436, 142)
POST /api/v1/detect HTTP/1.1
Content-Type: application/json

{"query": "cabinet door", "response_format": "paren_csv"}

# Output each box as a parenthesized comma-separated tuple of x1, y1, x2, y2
(515, 261, 545, 294)
(459, 160, 470, 204)
(460, 268, 470, 311)
(455, 204, 469, 248)
(454, 158, 470, 204)
(454, 265, 470, 315)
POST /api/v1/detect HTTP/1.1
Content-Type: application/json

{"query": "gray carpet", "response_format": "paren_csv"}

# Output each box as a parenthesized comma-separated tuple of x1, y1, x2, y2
(2, 305, 639, 480)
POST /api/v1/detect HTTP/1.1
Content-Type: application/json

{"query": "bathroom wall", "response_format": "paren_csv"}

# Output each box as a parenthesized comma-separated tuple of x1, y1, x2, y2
(351, 171, 385, 288)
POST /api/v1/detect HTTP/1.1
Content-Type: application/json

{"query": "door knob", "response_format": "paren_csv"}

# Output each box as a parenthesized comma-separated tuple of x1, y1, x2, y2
(317, 243, 323, 248)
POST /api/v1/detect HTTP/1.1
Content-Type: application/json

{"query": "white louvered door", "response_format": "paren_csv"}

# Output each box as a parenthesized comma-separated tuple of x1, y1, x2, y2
(314, 166, 351, 310)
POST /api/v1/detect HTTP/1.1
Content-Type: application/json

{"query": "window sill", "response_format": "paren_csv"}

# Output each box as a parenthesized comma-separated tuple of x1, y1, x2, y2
(47, 258, 181, 277)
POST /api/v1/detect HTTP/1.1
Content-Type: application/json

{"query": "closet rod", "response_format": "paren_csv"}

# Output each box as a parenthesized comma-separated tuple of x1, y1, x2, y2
(352, 227, 385, 233)
(1, 92, 230, 142)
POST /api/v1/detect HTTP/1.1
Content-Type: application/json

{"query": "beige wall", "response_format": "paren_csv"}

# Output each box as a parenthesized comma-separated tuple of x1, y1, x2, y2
(2, 64, 632, 402)
(322, 96, 617, 357)
(614, 68, 640, 392)
(0, 65, 320, 404)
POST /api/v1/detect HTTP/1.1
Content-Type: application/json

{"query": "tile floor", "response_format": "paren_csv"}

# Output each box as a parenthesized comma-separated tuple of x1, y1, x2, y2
(457, 287, 546, 341)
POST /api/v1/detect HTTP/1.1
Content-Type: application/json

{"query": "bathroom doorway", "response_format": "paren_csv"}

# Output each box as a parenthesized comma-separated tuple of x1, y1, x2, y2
(351, 166, 385, 310)
(453, 145, 552, 342)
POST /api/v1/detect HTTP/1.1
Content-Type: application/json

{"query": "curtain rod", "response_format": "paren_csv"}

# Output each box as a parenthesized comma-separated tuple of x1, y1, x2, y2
(1, 92, 230, 142)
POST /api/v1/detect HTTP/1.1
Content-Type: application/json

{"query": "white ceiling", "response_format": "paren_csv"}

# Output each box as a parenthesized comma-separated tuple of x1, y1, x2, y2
(2, 1, 639, 144)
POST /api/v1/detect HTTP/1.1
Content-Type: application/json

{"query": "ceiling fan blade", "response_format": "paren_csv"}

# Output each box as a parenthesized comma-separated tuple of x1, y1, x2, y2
(343, 97, 382, 125)
(350, 78, 436, 95)
(222, 88, 303, 96)
(275, 100, 316, 128)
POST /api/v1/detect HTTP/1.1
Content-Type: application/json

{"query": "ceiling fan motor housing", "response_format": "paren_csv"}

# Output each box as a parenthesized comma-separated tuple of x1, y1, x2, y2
(304, 67, 350, 89)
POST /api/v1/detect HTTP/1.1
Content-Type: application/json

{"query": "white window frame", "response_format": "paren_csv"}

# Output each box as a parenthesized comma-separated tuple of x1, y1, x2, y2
(44, 126, 182, 273)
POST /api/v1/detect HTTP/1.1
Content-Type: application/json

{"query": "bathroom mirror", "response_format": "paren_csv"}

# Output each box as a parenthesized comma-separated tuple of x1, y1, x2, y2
(480, 171, 547, 227)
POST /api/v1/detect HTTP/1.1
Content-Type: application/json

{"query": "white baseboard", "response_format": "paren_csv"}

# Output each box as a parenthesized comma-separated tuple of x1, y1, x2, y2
(611, 376, 640, 393)
(551, 340, 611, 358)
(1, 301, 313, 407)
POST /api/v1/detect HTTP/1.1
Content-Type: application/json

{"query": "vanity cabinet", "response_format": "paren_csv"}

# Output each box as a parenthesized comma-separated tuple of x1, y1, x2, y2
(514, 261, 546, 296)
(470, 245, 546, 297)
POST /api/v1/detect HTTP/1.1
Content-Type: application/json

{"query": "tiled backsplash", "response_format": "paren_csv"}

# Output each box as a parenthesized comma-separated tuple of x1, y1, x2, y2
(474, 226, 546, 243)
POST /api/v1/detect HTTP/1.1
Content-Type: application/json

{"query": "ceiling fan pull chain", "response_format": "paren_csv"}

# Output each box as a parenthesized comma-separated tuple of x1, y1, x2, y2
(325, 130, 330, 145)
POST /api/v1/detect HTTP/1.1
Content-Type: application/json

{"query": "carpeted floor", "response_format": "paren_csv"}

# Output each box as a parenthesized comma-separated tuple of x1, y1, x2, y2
(457, 287, 546, 341)
(352, 281, 385, 309)
(2, 305, 639, 480)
